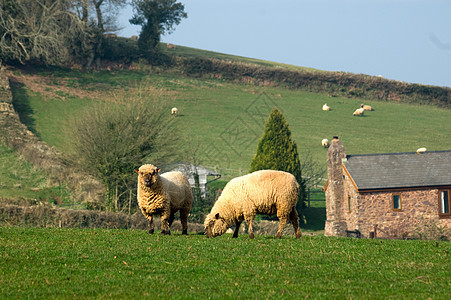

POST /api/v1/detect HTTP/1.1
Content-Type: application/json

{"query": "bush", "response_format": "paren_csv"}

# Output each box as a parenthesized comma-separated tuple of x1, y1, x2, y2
(102, 37, 141, 63)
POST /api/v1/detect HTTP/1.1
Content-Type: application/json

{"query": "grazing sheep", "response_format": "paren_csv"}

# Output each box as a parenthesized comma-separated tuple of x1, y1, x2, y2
(204, 170, 302, 239)
(416, 147, 427, 153)
(322, 104, 331, 111)
(171, 107, 178, 116)
(321, 138, 330, 148)
(360, 104, 374, 111)
(353, 108, 365, 116)
(135, 164, 193, 235)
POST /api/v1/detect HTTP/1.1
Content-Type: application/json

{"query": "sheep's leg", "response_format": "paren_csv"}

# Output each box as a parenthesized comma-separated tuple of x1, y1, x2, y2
(233, 221, 242, 238)
(276, 214, 288, 239)
(289, 207, 302, 239)
(179, 207, 190, 235)
(160, 209, 171, 235)
(245, 216, 255, 239)
(147, 216, 154, 234)
(168, 212, 175, 227)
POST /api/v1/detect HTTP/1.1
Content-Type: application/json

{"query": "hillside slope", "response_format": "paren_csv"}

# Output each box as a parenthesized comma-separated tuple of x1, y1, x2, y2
(1, 44, 451, 205)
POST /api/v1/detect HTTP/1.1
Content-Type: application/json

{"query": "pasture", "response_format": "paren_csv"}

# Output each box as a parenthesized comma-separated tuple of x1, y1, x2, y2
(0, 227, 449, 299)
(8, 66, 451, 181)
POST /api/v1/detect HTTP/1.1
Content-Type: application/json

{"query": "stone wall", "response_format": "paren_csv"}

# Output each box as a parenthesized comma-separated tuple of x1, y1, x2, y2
(353, 188, 451, 239)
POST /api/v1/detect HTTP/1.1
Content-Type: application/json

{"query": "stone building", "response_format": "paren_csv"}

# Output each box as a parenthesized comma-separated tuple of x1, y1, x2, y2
(324, 136, 451, 239)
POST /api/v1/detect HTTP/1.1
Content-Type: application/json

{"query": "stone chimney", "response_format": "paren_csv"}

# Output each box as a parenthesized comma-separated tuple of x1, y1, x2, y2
(324, 136, 348, 237)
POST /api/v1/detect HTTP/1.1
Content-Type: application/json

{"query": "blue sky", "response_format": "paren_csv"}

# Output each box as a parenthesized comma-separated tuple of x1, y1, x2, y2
(118, 0, 451, 87)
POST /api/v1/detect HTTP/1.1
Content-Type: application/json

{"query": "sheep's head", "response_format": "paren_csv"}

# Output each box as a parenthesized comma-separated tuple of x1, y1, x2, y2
(204, 213, 228, 238)
(135, 164, 161, 188)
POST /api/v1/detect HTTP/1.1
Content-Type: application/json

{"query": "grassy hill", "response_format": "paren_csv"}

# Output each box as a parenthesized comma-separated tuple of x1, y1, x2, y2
(1, 44, 451, 203)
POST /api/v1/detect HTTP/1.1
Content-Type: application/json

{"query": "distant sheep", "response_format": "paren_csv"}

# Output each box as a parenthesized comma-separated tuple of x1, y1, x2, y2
(416, 147, 427, 153)
(322, 104, 331, 111)
(167, 43, 176, 49)
(104, 33, 117, 38)
(321, 139, 330, 148)
(135, 164, 193, 235)
(171, 107, 178, 116)
(360, 104, 374, 111)
(353, 108, 365, 116)
(204, 170, 302, 239)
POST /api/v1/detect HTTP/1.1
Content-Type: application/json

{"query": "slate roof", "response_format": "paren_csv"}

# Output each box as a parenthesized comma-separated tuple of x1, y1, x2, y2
(342, 150, 451, 191)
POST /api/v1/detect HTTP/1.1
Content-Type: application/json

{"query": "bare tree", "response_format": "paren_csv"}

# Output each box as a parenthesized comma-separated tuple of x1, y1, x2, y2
(0, 0, 82, 65)
(300, 150, 326, 190)
(71, 0, 127, 67)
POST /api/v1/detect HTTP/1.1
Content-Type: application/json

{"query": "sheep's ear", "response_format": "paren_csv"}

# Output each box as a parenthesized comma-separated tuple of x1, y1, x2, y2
(134, 169, 139, 174)
(215, 213, 220, 220)
(157, 168, 161, 173)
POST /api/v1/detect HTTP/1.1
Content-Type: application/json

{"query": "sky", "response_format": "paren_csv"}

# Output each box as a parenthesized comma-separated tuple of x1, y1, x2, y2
(118, 0, 451, 88)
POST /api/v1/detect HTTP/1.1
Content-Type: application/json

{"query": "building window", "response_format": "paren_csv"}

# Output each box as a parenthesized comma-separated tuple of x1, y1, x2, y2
(392, 194, 401, 211)
(439, 189, 450, 217)
(348, 195, 351, 212)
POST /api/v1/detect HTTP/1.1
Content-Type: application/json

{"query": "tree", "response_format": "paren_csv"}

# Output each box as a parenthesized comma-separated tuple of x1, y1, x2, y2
(249, 107, 306, 220)
(0, 0, 128, 66)
(66, 82, 179, 211)
(130, 0, 187, 55)
(0, 0, 83, 65)
(71, 0, 128, 67)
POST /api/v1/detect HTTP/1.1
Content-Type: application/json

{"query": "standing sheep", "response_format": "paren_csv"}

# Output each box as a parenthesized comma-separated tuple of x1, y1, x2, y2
(135, 164, 193, 235)
(204, 170, 302, 239)
(353, 108, 365, 116)
(171, 107, 178, 116)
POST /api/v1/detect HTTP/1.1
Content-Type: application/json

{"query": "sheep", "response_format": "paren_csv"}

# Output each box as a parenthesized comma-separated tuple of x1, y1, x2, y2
(104, 33, 117, 38)
(167, 43, 176, 49)
(321, 138, 330, 148)
(204, 170, 302, 239)
(322, 104, 331, 111)
(353, 108, 365, 116)
(135, 164, 193, 235)
(171, 107, 178, 116)
(416, 147, 427, 153)
(360, 104, 374, 111)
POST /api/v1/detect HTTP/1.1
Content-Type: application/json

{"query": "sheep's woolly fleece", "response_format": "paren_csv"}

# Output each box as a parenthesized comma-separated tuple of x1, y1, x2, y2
(204, 170, 302, 239)
(136, 164, 192, 235)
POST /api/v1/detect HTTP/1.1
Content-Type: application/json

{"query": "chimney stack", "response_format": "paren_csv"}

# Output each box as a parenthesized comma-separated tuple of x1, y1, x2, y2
(324, 136, 348, 237)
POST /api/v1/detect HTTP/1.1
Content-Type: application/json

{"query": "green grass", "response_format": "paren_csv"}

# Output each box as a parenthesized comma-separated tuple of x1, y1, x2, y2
(0, 144, 69, 202)
(160, 43, 321, 72)
(0, 227, 450, 299)
(9, 67, 451, 180)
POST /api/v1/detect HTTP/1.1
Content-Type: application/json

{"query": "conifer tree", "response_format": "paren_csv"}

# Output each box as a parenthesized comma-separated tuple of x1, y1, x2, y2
(250, 107, 305, 220)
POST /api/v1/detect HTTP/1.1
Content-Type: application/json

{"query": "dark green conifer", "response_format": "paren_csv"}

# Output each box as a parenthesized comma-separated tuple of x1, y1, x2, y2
(250, 107, 305, 220)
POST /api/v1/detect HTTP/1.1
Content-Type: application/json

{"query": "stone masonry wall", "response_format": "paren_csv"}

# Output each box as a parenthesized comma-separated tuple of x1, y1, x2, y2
(346, 186, 451, 239)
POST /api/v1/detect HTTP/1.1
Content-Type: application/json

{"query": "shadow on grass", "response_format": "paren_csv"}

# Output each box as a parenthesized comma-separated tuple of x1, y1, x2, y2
(10, 78, 39, 137)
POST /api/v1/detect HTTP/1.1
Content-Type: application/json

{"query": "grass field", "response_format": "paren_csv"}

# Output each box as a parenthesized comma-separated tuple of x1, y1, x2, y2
(8, 66, 451, 181)
(1, 227, 449, 299)
(0, 144, 69, 202)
